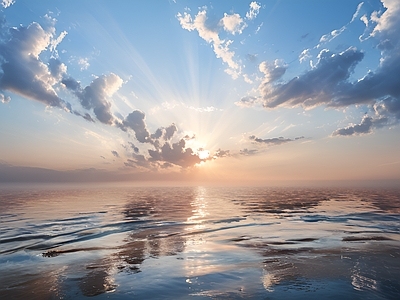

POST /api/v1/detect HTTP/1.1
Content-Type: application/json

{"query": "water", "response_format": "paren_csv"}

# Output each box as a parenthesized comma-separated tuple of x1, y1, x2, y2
(0, 185, 399, 299)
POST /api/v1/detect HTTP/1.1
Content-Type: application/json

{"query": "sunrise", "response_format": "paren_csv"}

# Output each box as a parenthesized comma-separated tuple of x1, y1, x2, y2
(0, 0, 399, 298)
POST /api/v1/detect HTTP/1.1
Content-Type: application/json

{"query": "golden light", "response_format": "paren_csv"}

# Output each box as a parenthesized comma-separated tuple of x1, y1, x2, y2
(198, 150, 210, 160)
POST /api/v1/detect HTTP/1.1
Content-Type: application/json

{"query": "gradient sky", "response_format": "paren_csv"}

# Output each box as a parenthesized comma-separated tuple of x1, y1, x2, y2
(0, 0, 399, 185)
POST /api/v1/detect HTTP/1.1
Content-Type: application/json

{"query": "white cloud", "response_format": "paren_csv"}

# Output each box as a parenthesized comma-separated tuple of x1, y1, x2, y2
(246, 2, 261, 20)
(177, 9, 242, 79)
(319, 25, 346, 45)
(371, 0, 400, 49)
(360, 14, 369, 27)
(221, 13, 246, 35)
(255, 22, 263, 34)
(0, 93, 11, 103)
(235, 96, 260, 107)
(1, 0, 15, 8)
(351, 2, 364, 23)
(49, 30, 68, 53)
(299, 49, 312, 63)
(243, 74, 253, 84)
(78, 58, 90, 70)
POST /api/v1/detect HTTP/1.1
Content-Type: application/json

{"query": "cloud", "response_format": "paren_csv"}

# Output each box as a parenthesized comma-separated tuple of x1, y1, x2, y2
(177, 9, 242, 79)
(235, 96, 260, 108)
(319, 26, 346, 45)
(375, 96, 400, 120)
(371, 0, 400, 45)
(0, 22, 68, 108)
(299, 49, 312, 63)
(259, 47, 365, 109)
(0, 93, 10, 103)
(121, 110, 151, 143)
(351, 2, 364, 23)
(128, 142, 139, 154)
(257, 0, 400, 135)
(246, 2, 261, 20)
(259, 59, 287, 83)
(240, 148, 258, 156)
(164, 123, 177, 140)
(111, 150, 120, 158)
(124, 154, 152, 169)
(0, 17, 216, 172)
(1, 0, 15, 8)
(64, 73, 123, 124)
(213, 148, 230, 158)
(48, 58, 67, 80)
(49, 30, 68, 53)
(78, 58, 90, 70)
(250, 135, 295, 146)
(255, 22, 263, 34)
(221, 13, 247, 35)
(148, 139, 202, 168)
(318, 2, 365, 48)
(332, 116, 374, 136)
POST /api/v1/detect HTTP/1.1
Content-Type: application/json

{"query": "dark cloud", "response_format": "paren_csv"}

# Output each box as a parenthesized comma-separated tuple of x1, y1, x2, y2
(183, 134, 196, 140)
(128, 142, 139, 154)
(250, 135, 292, 145)
(148, 139, 202, 168)
(213, 148, 230, 158)
(240, 148, 258, 156)
(151, 128, 163, 139)
(62, 77, 81, 91)
(149, 124, 177, 141)
(124, 154, 152, 169)
(111, 150, 120, 158)
(164, 123, 177, 140)
(121, 110, 151, 143)
(68, 74, 122, 124)
(332, 116, 373, 136)
(72, 111, 95, 122)
(332, 115, 389, 137)
(260, 48, 365, 109)
(48, 58, 67, 79)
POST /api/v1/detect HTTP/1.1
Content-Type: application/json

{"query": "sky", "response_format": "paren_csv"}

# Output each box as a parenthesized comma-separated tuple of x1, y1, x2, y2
(0, 0, 399, 185)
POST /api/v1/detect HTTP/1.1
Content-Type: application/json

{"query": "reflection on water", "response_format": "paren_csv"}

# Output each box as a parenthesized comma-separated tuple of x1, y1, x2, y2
(0, 186, 399, 299)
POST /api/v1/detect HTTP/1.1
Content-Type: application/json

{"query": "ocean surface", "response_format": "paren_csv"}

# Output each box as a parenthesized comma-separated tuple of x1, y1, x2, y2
(0, 185, 399, 299)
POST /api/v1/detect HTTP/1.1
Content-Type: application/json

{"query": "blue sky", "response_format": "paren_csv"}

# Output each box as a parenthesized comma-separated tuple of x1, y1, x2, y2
(0, 0, 399, 185)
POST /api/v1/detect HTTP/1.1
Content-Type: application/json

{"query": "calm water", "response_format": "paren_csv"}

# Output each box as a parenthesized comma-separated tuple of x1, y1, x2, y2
(0, 185, 399, 299)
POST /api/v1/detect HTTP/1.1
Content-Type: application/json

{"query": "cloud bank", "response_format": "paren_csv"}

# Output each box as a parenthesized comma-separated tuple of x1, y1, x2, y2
(244, 0, 400, 137)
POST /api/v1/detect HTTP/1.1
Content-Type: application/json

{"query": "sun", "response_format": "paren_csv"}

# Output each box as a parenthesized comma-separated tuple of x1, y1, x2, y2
(198, 150, 210, 160)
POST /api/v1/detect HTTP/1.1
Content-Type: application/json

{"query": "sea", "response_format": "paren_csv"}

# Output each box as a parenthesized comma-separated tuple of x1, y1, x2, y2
(0, 185, 399, 299)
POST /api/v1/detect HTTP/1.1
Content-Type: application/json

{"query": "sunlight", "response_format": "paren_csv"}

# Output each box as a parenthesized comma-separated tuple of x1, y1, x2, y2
(198, 149, 210, 160)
